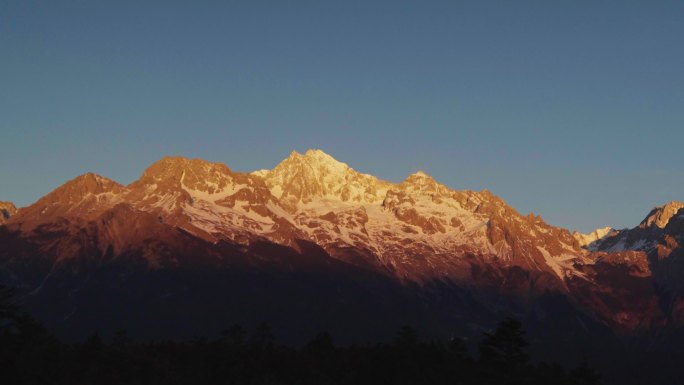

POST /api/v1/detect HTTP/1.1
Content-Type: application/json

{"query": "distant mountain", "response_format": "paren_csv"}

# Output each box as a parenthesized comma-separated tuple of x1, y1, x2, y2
(573, 226, 613, 248)
(0, 150, 682, 350)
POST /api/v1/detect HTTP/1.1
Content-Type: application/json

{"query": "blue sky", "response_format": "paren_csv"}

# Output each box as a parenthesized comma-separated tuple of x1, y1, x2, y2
(1, 0, 683, 232)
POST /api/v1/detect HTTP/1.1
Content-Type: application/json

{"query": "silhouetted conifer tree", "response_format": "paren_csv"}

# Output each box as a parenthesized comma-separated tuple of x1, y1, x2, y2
(394, 325, 418, 348)
(480, 317, 528, 367)
(479, 317, 530, 384)
(305, 332, 334, 353)
(570, 360, 602, 385)
(222, 323, 246, 346)
(111, 329, 130, 347)
(250, 323, 275, 350)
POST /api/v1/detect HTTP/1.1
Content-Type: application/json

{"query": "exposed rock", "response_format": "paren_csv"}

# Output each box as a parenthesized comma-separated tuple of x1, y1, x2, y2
(640, 201, 684, 229)
(573, 226, 613, 248)
(0, 201, 17, 224)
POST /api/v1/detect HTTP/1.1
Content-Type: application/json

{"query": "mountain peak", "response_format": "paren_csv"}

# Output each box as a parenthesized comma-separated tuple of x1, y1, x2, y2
(401, 170, 445, 193)
(411, 170, 431, 177)
(640, 201, 684, 229)
(404, 170, 435, 182)
(260, 149, 388, 205)
(283, 149, 350, 174)
(58, 173, 123, 196)
(303, 148, 333, 158)
(267, 149, 351, 181)
(573, 226, 613, 247)
(138, 157, 232, 185)
(6, 173, 125, 227)
(129, 156, 243, 204)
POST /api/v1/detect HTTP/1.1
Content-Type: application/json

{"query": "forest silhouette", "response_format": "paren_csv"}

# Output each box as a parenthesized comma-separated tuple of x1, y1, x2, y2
(1, 284, 602, 385)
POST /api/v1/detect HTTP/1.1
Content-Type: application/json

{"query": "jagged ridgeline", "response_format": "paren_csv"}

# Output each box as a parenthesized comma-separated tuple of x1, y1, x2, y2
(1, 150, 684, 358)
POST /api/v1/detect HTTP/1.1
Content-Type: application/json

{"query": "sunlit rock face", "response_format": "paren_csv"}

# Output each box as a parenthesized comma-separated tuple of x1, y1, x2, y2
(573, 226, 613, 249)
(0, 201, 17, 224)
(586, 201, 684, 328)
(255, 149, 392, 209)
(1, 149, 683, 342)
(640, 201, 684, 229)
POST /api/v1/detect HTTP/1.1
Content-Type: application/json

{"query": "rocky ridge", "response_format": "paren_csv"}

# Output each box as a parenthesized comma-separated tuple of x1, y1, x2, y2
(1, 150, 683, 335)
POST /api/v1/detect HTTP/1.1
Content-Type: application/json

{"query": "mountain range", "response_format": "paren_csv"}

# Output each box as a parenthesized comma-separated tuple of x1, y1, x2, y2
(1, 149, 683, 354)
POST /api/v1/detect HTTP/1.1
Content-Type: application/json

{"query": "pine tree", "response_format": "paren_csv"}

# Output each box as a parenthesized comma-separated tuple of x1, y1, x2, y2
(479, 317, 530, 384)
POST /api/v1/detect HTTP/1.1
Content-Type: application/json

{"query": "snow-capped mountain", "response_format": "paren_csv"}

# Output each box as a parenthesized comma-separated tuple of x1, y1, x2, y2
(587, 201, 684, 253)
(1, 150, 682, 342)
(256, 149, 392, 208)
(5, 150, 588, 284)
(573, 226, 613, 249)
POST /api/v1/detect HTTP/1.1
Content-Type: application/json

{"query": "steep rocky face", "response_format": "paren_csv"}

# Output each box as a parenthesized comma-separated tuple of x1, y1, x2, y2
(256, 149, 392, 209)
(568, 249, 664, 330)
(132, 157, 231, 195)
(371, 170, 586, 287)
(121, 157, 303, 245)
(590, 202, 684, 254)
(0, 201, 17, 224)
(8, 203, 222, 268)
(251, 153, 589, 289)
(588, 202, 684, 327)
(573, 226, 613, 248)
(640, 201, 684, 229)
(6, 173, 124, 231)
(642, 211, 684, 319)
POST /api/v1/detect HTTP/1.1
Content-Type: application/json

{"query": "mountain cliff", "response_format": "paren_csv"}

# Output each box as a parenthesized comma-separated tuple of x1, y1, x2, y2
(589, 201, 684, 325)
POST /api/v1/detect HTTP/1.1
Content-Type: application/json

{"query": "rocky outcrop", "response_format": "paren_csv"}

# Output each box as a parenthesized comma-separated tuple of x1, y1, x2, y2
(573, 226, 613, 248)
(0, 201, 17, 224)
(640, 201, 684, 229)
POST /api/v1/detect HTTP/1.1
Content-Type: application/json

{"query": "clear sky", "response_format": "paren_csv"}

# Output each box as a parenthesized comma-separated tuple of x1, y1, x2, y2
(1, 1, 683, 232)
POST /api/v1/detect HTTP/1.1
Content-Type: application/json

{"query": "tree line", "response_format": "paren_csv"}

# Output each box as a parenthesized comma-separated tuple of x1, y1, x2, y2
(0, 285, 601, 384)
